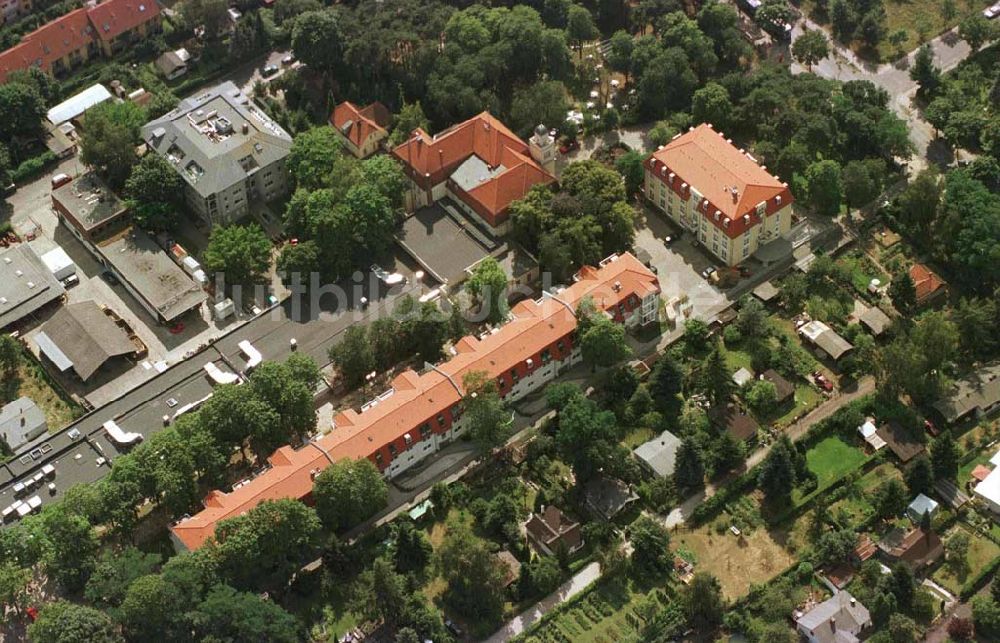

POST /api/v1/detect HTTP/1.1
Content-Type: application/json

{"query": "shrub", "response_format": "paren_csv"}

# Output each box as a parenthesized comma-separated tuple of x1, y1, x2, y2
(11, 150, 57, 183)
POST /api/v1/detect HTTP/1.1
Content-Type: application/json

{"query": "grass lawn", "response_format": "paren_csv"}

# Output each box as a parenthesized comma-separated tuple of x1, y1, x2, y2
(830, 462, 902, 527)
(804, 437, 868, 491)
(671, 519, 796, 600)
(835, 253, 887, 296)
(622, 426, 656, 450)
(722, 343, 753, 373)
(771, 383, 823, 428)
(14, 362, 84, 433)
(931, 526, 1000, 595)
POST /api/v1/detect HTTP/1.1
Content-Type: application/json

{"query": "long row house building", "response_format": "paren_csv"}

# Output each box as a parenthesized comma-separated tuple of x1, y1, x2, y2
(170, 252, 660, 551)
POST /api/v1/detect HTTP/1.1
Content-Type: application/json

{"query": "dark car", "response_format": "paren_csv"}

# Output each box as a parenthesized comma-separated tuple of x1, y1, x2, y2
(445, 619, 463, 637)
(101, 270, 120, 286)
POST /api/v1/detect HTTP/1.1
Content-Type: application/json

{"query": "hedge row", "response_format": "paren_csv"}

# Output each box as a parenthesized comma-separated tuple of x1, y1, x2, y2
(11, 150, 58, 184)
(961, 553, 1000, 600)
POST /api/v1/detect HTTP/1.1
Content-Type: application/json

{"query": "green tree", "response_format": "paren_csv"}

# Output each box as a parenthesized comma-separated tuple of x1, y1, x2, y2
(973, 594, 1000, 638)
(889, 29, 909, 56)
(198, 383, 281, 460)
(813, 528, 858, 566)
(189, 583, 300, 642)
(700, 342, 733, 406)
(959, 13, 994, 52)
(25, 502, 99, 592)
(0, 334, 21, 402)
(691, 82, 733, 131)
(119, 573, 190, 640)
(874, 477, 908, 519)
(566, 5, 598, 57)
(930, 429, 959, 481)
(953, 297, 999, 361)
(841, 159, 880, 209)
(393, 521, 433, 573)
(389, 102, 430, 147)
(792, 29, 829, 71)
(889, 562, 916, 610)
(940, 0, 957, 21)
(673, 437, 705, 494)
(0, 81, 45, 147)
(28, 601, 121, 643)
(125, 154, 183, 212)
(463, 370, 511, 455)
(744, 379, 778, 415)
(329, 325, 375, 389)
(580, 314, 632, 368)
(554, 395, 623, 481)
(906, 455, 934, 496)
(510, 80, 570, 137)
(758, 436, 798, 503)
(359, 154, 407, 210)
(84, 546, 162, 609)
(288, 126, 347, 190)
(888, 271, 917, 314)
(631, 515, 672, 573)
(910, 45, 941, 98)
(615, 150, 646, 198)
(682, 572, 725, 631)
(804, 159, 843, 216)
(203, 224, 272, 287)
(0, 562, 30, 615)
(887, 613, 921, 642)
(212, 499, 321, 592)
(249, 361, 317, 444)
(291, 10, 344, 75)
(467, 257, 508, 324)
(436, 521, 506, 624)
(313, 458, 388, 531)
(352, 556, 409, 630)
(80, 101, 146, 188)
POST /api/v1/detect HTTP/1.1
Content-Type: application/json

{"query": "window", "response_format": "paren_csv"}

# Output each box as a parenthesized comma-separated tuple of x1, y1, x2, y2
(375, 452, 383, 464)
(388, 443, 397, 457)
(510, 368, 519, 382)
(452, 404, 463, 420)
(556, 340, 565, 353)
(743, 245, 749, 258)
(420, 422, 431, 438)
(541, 349, 551, 364)
(436, 414, 445, 426)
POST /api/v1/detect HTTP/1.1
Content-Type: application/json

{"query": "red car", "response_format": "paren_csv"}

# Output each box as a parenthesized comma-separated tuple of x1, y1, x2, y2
(924, 419, 939, 436)
(812, 371, 834, 392)
(169, 322, 185, 335)
(559, 140, 579, 154)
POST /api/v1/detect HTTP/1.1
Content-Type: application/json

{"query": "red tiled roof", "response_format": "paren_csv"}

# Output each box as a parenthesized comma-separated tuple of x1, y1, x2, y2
(647, 123, 793, 239)
(909, 263, 946, 303)
(171, 253, 659, 551)
(330, 101, 390, 150)
(391, 112, 555, 223)
(0, 0, 159, 83)
(972, 465, 992, 482)
(0, 9, 92, 82)
(87, 0, 160, 42)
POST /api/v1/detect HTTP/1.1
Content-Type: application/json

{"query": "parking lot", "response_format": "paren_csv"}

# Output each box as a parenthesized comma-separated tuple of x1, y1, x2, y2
(632, 205, 730, 329)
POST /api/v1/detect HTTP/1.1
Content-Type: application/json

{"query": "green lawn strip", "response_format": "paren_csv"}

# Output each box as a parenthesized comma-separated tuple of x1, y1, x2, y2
(791, 437, 868, 507)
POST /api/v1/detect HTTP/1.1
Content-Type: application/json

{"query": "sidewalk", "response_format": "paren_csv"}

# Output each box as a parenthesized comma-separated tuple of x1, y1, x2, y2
(484, 562, 602, 643)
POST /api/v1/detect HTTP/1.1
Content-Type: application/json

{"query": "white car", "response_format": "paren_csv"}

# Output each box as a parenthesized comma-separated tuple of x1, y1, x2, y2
(370, 264, 405, 286)
(984, 3, 1000, 18)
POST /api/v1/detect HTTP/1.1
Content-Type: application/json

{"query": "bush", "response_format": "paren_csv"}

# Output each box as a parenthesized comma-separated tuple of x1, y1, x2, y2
(11, 150, 57, 183)
(723, 325, 742, 346)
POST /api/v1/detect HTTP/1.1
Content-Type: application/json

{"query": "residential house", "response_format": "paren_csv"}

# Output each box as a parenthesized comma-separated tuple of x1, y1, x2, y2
(0, 0, 161, 83)
(933, 362, 1000, 425)
(858, 306, 891, 337)
(169, 253, 659, 551)
(583, 475, 639, 521)
(909, 263, 947, 307)
(761, 369, 794, 405)
(878, 527, 943, 571)
(645, 123, 794, 267)
(0, 397, 47, 452)
(525, 505, 583, 556)
(330, 101, 390, 158)
(142, 81, 292, 226)
(907, 493, 939, 523)
(875, 421, 925, 464)
(798, 320, 853, 362)
(794, 590, 871, 643)
(633, 429, 682, 478)
(391, 113, 556, 233)
(155, 49, 190, 80)
(710, 402, 759, 443)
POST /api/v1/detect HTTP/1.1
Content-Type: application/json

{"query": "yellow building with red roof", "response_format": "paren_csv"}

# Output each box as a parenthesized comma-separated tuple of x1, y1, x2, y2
(645, 123, 794, 267)
(170, 252, 659, 551)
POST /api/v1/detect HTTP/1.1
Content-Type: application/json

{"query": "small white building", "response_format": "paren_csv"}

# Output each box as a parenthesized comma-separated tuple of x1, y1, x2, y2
(974, 449, 1000, 514)
(40, 247, 77, 281)
(907, 493, 939, 523)
(858, 418, 886, 451)
(46, 84, 113, 127)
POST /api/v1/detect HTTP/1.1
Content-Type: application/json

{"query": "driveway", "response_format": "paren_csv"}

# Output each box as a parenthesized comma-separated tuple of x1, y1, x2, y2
(484, 562, 602, 643)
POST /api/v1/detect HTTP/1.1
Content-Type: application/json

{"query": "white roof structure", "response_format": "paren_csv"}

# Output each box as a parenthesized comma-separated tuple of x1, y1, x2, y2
(907, 493, 939, 521)
(990, 448, 1000, 468)
(733, 367, 754, 387)
(976, 450, 1000, 508)
(858, 419, 886, 451)
(46, 84, 113, 126)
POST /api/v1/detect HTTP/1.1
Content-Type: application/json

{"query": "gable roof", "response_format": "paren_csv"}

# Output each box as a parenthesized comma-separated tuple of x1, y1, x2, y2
(761, 369, 795, 402)
(909, 263, 946, 303)
(35, 301, 135, 381)
(709, 403, 758, 441)
(330, 101, 390, 149)
(87, 0, 159, 42)
(525, 505, 582, 553)
(648, 123, 793, 239)
(391, 112, 554, 222)
(858, 306, 891, 336)
(879, 527, 943, 567)
(875, 421, 925, 463)
(0, 397, 46, 451)
(795, 591, 870, 643)
(170, 253, 659, 550)
(633, 429, 682, 477)
(0, 0, 160, 82)
(933, 362, 1000, 423)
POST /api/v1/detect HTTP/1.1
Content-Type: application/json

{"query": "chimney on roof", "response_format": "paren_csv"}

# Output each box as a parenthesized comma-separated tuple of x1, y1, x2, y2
(241, 122, 248, 135)
(830, 618, 836, 632)
(850, 597, 856, 607)
(732, 188, 739, 203)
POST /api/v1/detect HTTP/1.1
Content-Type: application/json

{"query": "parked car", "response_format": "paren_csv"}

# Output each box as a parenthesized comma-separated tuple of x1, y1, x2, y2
(51, 173, 72, 190)
(445, 619, 463, 637)
(559, 139, 579, 154)
(700, 266, 717, 280)
(101, 270, 119, 286)
(984, 2, 1000, 18)
(262, 64, 279, 77)
(924, 419, 940, 436)
(281, 54, 295, 65)
(60, 274, 79, 288)
(812, 370, 834, 392)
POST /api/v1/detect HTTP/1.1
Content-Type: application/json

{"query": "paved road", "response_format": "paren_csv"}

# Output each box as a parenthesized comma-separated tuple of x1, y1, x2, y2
(485, 562, 602, 643)
(664, 376, 876, 528)
(791, 21, 977, 171)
